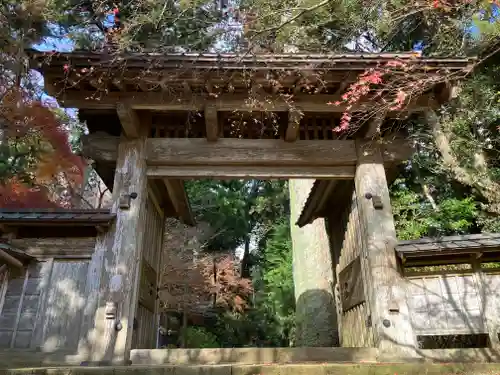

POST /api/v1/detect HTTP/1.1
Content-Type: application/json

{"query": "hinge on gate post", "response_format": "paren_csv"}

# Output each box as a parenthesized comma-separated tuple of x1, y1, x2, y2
(365, 193, 384, 210)
(119, 192, 138, 209)
(372, 196, 384, 210)
(365, 315, 372, 328)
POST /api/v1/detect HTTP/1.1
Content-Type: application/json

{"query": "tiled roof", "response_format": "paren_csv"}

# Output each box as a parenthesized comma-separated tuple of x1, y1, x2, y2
(296, 180, 332, 227)
(396, 233, 500, 258)
(27, 49, 475, 71)
(0, 209, 115, 225)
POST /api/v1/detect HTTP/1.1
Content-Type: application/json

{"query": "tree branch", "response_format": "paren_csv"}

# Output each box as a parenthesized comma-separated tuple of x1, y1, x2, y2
(427, 108, 500, 214)
(248, 0, 334, 38)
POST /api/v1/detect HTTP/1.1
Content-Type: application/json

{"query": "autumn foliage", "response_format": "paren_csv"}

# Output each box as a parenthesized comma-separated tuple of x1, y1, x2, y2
(327, 56, 468, 132)
(161, 250, 253, 315)
(0, 87, 85, 208)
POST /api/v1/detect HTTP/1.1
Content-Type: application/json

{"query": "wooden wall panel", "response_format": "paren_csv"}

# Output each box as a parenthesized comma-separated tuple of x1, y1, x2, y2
(77, 231, 109, 353)
(134, 303, 156, 349)
(0, 237, 106, 354)
(132, 195, 164, 349)
(0, 262, 52, 349)
(38, 260, 89, 351)
(478, 272, 500, 346)
(329, 189, 374, 348)
(406, 274, 486, 336)
(30, 260, 53, 349)
(9, 238, 96, 259)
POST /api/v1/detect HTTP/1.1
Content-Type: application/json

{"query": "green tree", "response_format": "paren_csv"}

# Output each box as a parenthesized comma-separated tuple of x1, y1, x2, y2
(186, 179, 289, 276)
(251, 219, 295, 346)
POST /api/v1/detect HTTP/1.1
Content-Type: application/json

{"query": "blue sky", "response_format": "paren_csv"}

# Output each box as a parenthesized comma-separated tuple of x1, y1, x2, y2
(469, 3, 499, 39)
(33, 24, 78, 117)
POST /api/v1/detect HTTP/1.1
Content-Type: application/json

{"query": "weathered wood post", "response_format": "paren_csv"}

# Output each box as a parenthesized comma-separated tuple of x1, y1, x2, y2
(289, 179, 339, 347)
(354, 141, 418, 359)
(91, 128, 149, 364)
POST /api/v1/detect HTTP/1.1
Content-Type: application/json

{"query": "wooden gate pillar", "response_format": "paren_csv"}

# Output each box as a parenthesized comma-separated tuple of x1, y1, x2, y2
(289, 179, 339, 347)
(91, 133, 149, 364)
(354, 141, 418, 359)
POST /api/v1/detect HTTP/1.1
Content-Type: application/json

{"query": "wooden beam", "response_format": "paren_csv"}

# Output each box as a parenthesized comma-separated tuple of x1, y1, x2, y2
(146, 138, 358, 166)
(82, 132, 119, 163)
(54, 90, 436, 114)
(0, 249, 23, 269)
(285, 110, 301, 142)
(162, 179, 195, 226)
(10, 237, 96, 259)
(149, 165, 355, 179)
(434, 81, 458, 105)
(380, 137, 415, 163)
(83, 136, 414, 166)
(116, 103, 140, 138)
(204, 105, 219, 142)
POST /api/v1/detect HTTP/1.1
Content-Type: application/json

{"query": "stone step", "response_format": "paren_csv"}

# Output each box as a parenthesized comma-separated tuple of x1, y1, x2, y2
(2, 347, 500, 370)
(5, 363, 500, 375)
(130, 347, 380, 365)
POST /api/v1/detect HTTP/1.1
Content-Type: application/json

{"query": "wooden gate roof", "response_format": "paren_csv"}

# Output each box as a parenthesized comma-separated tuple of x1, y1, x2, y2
(27, 49, 474, 144)
(28, 50, 474, 113)
(26, 50, 474, 214)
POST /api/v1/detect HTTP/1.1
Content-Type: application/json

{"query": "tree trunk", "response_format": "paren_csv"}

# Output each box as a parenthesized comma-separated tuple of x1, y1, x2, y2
(428, 110, 500, 213)
(289, 179, 339, 347)
(180, 308, 188, 348)
(240, 237, 251, 278)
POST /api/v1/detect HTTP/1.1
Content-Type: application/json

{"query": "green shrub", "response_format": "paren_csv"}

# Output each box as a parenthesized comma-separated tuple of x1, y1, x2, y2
(183, 326, 220, 348)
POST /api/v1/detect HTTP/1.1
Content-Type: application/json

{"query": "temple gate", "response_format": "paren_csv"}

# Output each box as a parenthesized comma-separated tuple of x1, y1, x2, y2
(15, 50, 475, 364)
